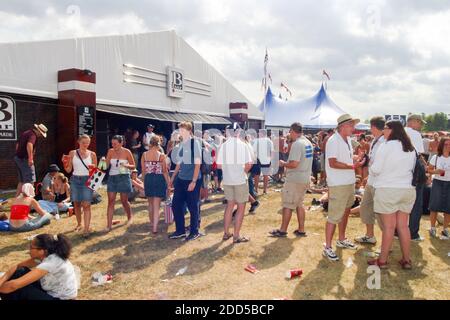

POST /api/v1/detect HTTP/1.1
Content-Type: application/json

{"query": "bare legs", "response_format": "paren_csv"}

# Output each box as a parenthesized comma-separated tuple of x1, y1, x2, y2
(224, 201, 246, 240)
(378, 211, 411, 263)
(325, 208, 351, 248)
(106, 192, 133, 232)
(148, 197, 162, 233)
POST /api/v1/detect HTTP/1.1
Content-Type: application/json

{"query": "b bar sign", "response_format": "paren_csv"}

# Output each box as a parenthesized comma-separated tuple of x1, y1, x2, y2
(167, 66, 185, 98)
(0, 96, 17, 141)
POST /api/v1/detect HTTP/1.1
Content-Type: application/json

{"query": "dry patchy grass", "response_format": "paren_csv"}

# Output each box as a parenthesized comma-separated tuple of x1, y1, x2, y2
(1, 185, 449, 300)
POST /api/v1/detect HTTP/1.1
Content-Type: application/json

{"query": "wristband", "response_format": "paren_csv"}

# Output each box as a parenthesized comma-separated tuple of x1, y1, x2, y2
(351, 164, 355, 170)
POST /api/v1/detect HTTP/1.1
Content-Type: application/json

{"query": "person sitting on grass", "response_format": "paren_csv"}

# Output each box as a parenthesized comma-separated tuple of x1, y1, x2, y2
(9, 183, 53, 232)
(38, 173, 71, 217)
(0, 233, 77, 300)
(128, 169, 145, 202)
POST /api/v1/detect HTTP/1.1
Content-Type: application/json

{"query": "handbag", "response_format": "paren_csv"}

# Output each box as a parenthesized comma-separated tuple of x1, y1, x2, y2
(412, 151, 427, 187)
(76, 150, 106, 191)
(164, 196, 174, 224)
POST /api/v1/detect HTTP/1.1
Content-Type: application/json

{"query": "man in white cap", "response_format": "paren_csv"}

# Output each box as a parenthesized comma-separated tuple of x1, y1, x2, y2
(142, 124, 156, 151)
(14, 124, 48, 197)
(323, 114, 365, 261)
(404, 114, 426, 241)
(217, 123, 254, 244)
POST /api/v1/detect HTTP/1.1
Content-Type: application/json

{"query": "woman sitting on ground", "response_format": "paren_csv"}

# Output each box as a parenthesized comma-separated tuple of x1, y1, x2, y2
(38, 173, 71, 216)
(9, 183, 53, 232)
(0, 233, 77, 300)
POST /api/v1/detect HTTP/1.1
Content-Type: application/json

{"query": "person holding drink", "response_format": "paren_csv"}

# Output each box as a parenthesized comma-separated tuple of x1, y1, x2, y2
(62, 134, 97, 237)
(105, 135, 135, 232)
(428, 137, 450, 239)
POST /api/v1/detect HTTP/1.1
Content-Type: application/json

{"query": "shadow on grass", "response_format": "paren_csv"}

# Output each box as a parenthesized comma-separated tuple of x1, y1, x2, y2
(429, 236, 450, 266)
(292, 257, 346, 300)
(249, 238, 294, 270)
(159, 241, 233, 279)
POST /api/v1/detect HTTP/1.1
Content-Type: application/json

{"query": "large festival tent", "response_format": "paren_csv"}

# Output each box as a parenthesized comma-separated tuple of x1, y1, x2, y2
(259, 84, 370, 131)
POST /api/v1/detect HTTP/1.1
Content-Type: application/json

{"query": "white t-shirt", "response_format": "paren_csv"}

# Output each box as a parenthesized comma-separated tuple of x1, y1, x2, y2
(217, 137, 253, 185)
(429, 155, 450, 182)
(404, 127, 425, 153)
(370, 140, 416, 189)
(423, 138, 431, 155)
(37, 254, 78, 300)
(325, 133, 356, 187)
(252, 137, 274, 165)
(367, 135, 386, 186)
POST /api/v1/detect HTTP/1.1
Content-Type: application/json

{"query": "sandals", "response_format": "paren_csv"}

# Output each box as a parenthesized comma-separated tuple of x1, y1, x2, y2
(293, 230, 307, 237)
(367, 259, 389, 269)
(233, 236, 250, 244)
(268, 229, 288, 238)
(222, 233, 233, 241)
(399, 259, 412, 270)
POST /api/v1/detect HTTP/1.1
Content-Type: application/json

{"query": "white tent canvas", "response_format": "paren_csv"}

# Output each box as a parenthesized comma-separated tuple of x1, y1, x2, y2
(259, 84, 369, 130)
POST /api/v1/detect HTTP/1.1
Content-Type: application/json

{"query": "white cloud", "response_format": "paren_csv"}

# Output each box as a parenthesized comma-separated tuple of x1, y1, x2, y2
(0, 0, 449, 119)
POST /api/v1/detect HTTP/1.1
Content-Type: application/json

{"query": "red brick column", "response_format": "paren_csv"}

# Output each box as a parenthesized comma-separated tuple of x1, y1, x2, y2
(229, 102, 248, 123)
(57, 68, 96, 162)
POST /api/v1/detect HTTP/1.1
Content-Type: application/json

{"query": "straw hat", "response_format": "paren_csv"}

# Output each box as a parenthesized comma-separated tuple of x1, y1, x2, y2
(34, 123, 48, 138)
(337, 114, 360, 127)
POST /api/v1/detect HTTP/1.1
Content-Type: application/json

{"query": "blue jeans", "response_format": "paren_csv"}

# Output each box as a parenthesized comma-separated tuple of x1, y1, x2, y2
(248, 174, 257, 199)
(10, 215, 51, 232)
(409, 183, 424, 239)
(38, 200, 69, 215)
(172, 178, 201, 235)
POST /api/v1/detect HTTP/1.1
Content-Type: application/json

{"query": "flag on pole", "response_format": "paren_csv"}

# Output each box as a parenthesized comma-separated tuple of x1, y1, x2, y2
(280, 82, 292, 96)
(322, 69, 331, 80)
(268, 73, 273, 84)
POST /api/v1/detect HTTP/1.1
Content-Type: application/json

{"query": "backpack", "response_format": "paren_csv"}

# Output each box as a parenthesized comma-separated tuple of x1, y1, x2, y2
(412, 151, 427, 187)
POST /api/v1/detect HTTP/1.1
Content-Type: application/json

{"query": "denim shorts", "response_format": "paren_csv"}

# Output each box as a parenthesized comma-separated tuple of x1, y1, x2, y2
(14, 156, 36, 183)
(107, 174, 132, 194)
(70, 175, 93, 203)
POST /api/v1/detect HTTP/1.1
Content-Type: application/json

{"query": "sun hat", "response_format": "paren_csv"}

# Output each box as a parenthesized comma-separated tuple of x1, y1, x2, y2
(34, 123, 48, 138)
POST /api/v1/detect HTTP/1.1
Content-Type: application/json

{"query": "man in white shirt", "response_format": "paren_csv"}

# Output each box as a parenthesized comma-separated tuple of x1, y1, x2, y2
(252, 129, 274, 194)
(217, 123, 253, 244)
(142, 124, 156, 151)
(404, 114, 426, 241)
(355, 116, 386, 245)
(323, 114, 365, 261)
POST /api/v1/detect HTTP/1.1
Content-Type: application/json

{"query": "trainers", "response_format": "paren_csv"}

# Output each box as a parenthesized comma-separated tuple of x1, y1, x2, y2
(336, 239, 358, 250)
(249, 201, 260, 213)
(441, 229, 449, 239)
(429, 228, 437, 238)
(168, 232, 186, 239)
(355, 235, 377, 244)
(185, 233, 200, 241)
(411, 236, 424, 242)
(323, 247, 339, 261)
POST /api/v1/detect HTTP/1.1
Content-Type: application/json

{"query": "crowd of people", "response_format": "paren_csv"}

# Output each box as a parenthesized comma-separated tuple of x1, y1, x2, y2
(1, 113, 449, 299)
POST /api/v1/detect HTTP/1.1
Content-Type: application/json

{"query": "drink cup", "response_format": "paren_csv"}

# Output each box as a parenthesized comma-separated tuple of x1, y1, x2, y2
(285, 269, 303, 279)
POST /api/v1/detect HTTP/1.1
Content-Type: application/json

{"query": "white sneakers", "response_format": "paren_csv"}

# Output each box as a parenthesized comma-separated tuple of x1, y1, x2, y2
(355, 235, 377, 244)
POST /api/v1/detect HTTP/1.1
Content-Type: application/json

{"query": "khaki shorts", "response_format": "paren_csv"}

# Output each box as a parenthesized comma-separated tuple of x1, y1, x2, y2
(360, 184, 375, 225)
(224, 183, 249, 204)
(374, 188, 416, 214)
(328, 184, 355, 224)
(282, 182, 308, 210)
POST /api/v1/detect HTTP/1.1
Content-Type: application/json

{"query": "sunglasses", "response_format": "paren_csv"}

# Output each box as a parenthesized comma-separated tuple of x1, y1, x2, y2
(116, 159, 120, 168)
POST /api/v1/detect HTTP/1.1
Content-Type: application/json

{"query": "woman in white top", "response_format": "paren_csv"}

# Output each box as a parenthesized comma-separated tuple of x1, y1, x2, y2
(428, 137, 450, 239)
(368, 120, 416, 270)
(0, 233, 77, 300)
(62, 135, 97, 237)
(105, 135, 135, 232)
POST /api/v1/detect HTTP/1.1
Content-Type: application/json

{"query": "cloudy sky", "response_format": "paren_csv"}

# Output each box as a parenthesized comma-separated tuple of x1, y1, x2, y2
(1, 0, 449, 120)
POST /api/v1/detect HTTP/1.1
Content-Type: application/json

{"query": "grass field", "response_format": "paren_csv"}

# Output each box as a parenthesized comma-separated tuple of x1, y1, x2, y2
(1, 185, 449, 300)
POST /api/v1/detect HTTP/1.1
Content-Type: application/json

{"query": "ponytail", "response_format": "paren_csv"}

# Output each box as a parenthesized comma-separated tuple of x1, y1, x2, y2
(34, 233, 72, 260)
